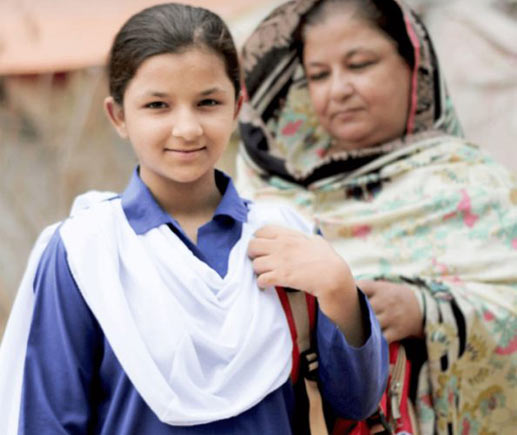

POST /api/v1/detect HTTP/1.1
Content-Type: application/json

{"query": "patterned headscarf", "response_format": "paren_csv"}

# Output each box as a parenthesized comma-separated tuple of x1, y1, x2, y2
(238, 0, 462, 185)
(237, 2, 517, 433)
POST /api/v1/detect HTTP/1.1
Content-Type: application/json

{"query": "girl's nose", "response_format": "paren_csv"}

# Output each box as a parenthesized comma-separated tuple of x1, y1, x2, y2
(171, 110, 203, 141)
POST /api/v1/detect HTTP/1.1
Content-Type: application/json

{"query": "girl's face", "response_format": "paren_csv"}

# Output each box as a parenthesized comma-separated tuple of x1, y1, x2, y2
(303, 8, 411, 152)
(105, 48, 240, 193)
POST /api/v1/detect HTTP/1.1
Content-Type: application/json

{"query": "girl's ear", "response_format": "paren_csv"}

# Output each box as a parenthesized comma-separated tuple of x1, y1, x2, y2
(104, 96, 128, 139)
(233, 93, 244, 120)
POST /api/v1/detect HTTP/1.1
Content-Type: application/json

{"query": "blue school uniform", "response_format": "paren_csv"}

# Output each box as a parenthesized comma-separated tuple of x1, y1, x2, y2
(18, 169, 387, 434)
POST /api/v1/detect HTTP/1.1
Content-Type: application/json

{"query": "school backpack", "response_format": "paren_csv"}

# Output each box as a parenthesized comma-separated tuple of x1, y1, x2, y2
(275, 287, 419, 435)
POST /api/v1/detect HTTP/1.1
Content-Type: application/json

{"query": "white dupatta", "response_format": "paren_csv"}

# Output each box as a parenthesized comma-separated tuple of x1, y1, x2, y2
(0, 191, 313, 432)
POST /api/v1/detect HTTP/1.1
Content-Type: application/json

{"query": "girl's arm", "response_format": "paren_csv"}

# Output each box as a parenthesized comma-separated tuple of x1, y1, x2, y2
(315, 293, 388, 420)
(248, 224, 388, 418)
(19, 229, 99, 434)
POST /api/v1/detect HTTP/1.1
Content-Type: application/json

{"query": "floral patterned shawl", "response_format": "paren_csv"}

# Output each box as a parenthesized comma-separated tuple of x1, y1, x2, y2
(237, 0, 517, 433)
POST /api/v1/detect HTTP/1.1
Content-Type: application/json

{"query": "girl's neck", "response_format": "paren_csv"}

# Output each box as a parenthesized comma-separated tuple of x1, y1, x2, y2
(141, 169, 222, 234)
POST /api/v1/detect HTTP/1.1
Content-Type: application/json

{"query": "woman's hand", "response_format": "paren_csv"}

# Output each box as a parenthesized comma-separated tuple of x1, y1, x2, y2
(357, 280, 424, 343)
(248, 225, 365, 346)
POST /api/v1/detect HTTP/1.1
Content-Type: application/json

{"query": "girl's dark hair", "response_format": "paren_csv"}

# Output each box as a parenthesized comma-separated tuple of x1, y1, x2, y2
(107, 3, 241, 104)
(300, 0, 415, 68)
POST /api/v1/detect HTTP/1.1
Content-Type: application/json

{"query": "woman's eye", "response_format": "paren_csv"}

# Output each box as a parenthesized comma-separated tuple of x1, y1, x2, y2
(307, 71, 328, 81)
(145, 101, 167, 109)
(348, 60, 375, 70)
(199, 99, 220, 107)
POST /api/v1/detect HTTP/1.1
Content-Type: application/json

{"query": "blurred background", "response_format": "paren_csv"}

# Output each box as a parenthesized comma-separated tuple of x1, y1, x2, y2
(1, 0, 516, 336)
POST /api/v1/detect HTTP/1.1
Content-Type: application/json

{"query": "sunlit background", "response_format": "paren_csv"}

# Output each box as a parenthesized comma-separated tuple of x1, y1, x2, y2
(1, 0, 516, 335)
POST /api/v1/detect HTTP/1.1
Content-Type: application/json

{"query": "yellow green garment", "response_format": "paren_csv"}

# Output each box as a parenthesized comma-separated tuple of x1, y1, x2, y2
(237, 0, 517, 433)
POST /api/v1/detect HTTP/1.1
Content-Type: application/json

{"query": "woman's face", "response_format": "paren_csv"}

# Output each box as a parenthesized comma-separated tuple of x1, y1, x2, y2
(303, 8, 412, 152)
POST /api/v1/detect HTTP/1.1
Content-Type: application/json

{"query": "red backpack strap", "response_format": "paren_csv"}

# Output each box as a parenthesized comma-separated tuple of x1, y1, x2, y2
(276, 287, 301, 383)
(275, 287, 315, 383)
(276, 287, 329, 435)
(276, 289, 416, 435)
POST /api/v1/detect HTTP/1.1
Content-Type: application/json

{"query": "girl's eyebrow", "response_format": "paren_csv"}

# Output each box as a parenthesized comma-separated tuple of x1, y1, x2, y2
(200, 87, 226, 96)
(140, 91, 169, 98)
(139, 88, 227, 98)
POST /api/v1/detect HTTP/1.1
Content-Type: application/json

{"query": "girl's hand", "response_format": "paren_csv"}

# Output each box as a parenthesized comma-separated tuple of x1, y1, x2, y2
(357, 280, 424, 343)
(248, 225, 365, 346)
(248, 225, 350, 295)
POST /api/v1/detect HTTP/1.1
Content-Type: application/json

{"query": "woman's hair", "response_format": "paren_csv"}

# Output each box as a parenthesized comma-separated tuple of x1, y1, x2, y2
(300, 0, 415, 68)
(107, 3, 241, 104)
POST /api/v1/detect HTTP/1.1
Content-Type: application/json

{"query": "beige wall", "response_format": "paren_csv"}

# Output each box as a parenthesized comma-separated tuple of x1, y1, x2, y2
(407, 0, 517, 173)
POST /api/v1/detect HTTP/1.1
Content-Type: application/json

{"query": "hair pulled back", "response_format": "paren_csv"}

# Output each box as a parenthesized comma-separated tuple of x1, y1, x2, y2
(107, 3, 241, 104)
(301, 0, 415, 68)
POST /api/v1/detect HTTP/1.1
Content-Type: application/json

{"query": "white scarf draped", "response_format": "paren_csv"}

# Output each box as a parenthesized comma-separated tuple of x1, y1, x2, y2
(0, 191, 313, 432)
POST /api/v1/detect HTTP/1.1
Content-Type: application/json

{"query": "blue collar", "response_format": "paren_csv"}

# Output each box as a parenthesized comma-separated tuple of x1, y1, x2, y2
(121, 168, 248, 235)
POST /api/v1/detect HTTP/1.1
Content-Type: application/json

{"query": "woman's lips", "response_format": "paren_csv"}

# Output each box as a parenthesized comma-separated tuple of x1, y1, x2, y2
(331, 108, 362, 121)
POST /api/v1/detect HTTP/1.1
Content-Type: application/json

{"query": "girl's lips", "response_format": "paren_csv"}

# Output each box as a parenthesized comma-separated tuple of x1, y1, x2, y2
(165, 147, 205, 153)
(164, 147, 206, 160)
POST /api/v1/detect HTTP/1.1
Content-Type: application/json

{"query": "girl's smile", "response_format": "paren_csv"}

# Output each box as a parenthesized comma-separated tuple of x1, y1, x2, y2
(164, 146, 207, 161)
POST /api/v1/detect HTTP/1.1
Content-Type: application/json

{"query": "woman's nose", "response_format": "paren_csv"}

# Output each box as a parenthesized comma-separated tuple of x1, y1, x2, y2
(171, 109, 203, 141)
(329, 71, 353, 101)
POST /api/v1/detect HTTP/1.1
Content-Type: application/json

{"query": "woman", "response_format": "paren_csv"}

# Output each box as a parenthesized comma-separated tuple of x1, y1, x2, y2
(237, 0, 517, 433)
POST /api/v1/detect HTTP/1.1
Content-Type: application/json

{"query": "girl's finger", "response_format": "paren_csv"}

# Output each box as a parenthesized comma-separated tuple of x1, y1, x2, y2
(382, 328, 395, 343)
(253, 225, 286, 239)
(247, 238, 276, 259)
(256, 270, 278, 288)
(254, 224, 304, 240)
(251, 255, 275, 275)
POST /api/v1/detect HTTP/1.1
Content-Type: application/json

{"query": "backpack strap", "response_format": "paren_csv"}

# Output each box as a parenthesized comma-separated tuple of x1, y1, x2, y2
(276, 289, 418, 435)
(276, 287, 328, 435)
(275, 287, 315, 380)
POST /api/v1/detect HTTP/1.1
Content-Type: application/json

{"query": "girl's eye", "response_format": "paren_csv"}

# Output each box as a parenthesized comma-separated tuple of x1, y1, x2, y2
(307, 71, 329, 82)
(198, 99, 220, 107)
(145, 101, 168, 109)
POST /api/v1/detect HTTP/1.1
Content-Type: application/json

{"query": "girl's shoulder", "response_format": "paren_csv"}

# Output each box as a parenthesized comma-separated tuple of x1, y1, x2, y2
(68, 190, 119, 215)
(28, 190, 119, 272)
(247, 200, 315, 235)
(59, 191, 121, 244)
(64, 191, 119, 225)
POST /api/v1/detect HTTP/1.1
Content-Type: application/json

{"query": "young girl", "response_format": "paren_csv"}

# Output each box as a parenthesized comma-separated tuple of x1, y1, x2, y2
(0, 3, 387, 434)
